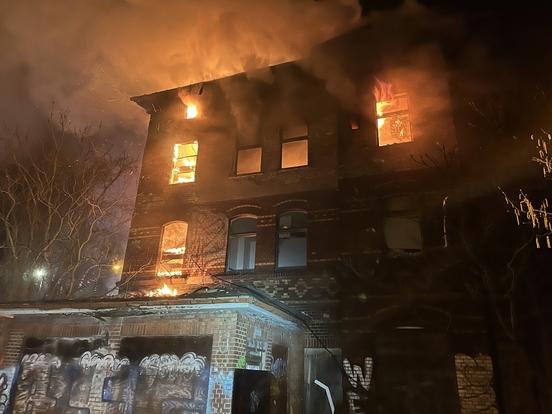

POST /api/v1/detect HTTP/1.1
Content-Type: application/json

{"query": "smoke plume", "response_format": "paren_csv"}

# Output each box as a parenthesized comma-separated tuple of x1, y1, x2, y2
(0, 0, 360, 139)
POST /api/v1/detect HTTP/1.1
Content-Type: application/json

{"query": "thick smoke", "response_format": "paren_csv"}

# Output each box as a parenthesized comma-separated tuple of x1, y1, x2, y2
(0, 0, 360, 138)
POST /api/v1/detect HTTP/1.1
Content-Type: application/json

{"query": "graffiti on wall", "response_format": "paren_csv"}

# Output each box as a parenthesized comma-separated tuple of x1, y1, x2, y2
(133, 353, 209, 413)
(343, 357, 373, 414)
(1, 335, 212, 414)
(12, 352, 132, 413)
(0, 367, 16, 414)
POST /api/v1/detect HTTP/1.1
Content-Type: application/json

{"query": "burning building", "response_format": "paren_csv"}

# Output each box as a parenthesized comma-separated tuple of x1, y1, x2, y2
(0, 26, 509, 413)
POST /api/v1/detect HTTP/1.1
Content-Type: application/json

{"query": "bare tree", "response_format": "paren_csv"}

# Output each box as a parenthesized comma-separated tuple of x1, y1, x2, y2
(501, 132, 552, 249)
(0, 114, 135, 301)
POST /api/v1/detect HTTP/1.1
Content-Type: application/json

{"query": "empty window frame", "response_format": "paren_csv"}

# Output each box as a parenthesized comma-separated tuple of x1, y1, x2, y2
(281, 124, 309, 168)
(157, 221, 188, 276)
(277, 211, 307, 268)
(227, 217, 257, 271)
(236, 147, 262, 175)
(170, 141, 198, 184)
(376, 93, 412, 146)
(383, 196, 422, 252)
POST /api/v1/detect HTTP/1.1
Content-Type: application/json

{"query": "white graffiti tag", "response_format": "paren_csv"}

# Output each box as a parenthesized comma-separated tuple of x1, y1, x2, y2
(79, 351, 129, 371)
(139, 352, 206, 377)
(343, 357, 373, 391)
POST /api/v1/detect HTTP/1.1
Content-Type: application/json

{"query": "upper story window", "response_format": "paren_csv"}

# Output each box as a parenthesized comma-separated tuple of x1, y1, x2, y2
(186, 103, 198, 119)
(158, 221, 188, 276)
(277, 211, 307, 268)
(236, 147, 262, 175)
(383, 196, 422, 252)
(227, 216, 257, 271)
(376, 93, 412, 146)
(281, 124, 308, 169)
(170, 141, 198, 184)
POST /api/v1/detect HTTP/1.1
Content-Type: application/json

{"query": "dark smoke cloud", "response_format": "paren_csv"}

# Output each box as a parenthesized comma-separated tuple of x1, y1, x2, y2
(0, 0, 360, 138)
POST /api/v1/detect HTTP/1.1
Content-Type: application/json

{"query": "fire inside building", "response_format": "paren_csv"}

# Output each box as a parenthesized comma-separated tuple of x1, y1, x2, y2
(0, 25, 550, 414)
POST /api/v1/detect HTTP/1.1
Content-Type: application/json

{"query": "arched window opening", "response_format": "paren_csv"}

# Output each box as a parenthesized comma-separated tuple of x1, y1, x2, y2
(277, 211, 307, 268)
(227, 217, 257, 271)
(157, 221, 188, 276)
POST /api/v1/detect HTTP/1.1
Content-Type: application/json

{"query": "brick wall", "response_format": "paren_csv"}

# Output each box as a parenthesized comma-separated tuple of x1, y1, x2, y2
(0, 307, 302, 414)
(454, 353, 498, 414)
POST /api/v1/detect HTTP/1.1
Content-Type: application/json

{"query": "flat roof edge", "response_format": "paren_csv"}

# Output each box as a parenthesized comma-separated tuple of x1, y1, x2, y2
(0, 295, 302, 329)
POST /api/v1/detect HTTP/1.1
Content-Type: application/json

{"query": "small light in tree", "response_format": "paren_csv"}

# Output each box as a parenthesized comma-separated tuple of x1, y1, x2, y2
(186, 104, 198, 119)
(33, 268, 47, 279)
(112, 262, 122, 272)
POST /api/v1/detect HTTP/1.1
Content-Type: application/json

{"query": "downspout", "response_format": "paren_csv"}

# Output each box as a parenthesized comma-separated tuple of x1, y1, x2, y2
(443, 196, 449, 248)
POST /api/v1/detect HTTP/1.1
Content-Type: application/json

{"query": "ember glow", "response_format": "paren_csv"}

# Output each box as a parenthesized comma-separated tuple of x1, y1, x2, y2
(186, 104, 198, 119)
(156, 268, 183, 277)
(147, 283, 178, 297)
(163, 247, 186, 255)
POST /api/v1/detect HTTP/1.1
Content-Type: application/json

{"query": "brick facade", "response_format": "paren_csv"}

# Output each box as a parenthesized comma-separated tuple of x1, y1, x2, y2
(455, 354, 498, 414)
(0, 296, 303, 414)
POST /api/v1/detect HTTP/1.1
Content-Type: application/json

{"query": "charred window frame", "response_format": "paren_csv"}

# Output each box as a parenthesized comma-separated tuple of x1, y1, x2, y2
(280, 124, 309, 169)
(277, 211, 308, 269)
(157, 221, 188, 276)
(376, 93, 412, 146)
(235, 146, 262, 175)
(226, 216, 257, 272)
(170, 141, 198, 184)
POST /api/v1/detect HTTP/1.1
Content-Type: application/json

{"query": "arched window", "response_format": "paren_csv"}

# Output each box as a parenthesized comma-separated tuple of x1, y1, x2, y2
(277, 211, 307, 268)
(227, 216, 257, 271)
(157, 221, 188, 276)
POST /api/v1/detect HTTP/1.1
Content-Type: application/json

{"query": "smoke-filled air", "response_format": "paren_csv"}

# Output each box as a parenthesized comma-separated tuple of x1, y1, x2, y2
(0, 0, 361, 137)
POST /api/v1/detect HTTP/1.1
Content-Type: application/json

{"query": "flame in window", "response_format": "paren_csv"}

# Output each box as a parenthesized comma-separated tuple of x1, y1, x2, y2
(186, 104, 198, 119)
(374, 78, 412, 146)
(170, 141, 198, 184)
(147, 283, 178, 297)
(157, 221, 187, 276)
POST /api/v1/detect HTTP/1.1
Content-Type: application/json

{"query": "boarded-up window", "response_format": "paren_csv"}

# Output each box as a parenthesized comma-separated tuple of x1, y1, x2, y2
(281, 124, 308, 168)
(236, 147, 262, 175)
(170, 141, 198, 184)
(383, 196, 422, 251)
(157, 221, 188, 276)
(376, 93, 412, 146)
(227, 217, 256, 271)
(278, 211, 307, 268)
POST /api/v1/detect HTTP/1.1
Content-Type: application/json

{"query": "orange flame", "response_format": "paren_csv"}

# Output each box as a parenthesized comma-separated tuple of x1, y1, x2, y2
(147, 283, 178, 297)
(374, 78, 394, 102)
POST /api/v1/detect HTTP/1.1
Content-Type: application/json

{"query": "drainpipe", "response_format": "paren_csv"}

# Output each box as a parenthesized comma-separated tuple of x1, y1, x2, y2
(443, 196, 449, 248)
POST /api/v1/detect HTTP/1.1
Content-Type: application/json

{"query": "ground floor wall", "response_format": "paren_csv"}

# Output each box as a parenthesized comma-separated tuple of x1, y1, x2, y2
(0, 309, 303, 414)
(303, 329, 499, 414)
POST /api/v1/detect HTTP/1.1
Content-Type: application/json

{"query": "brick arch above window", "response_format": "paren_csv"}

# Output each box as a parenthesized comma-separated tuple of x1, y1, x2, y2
(273, 199, 308, 215)
(226, 204, 262, 217)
